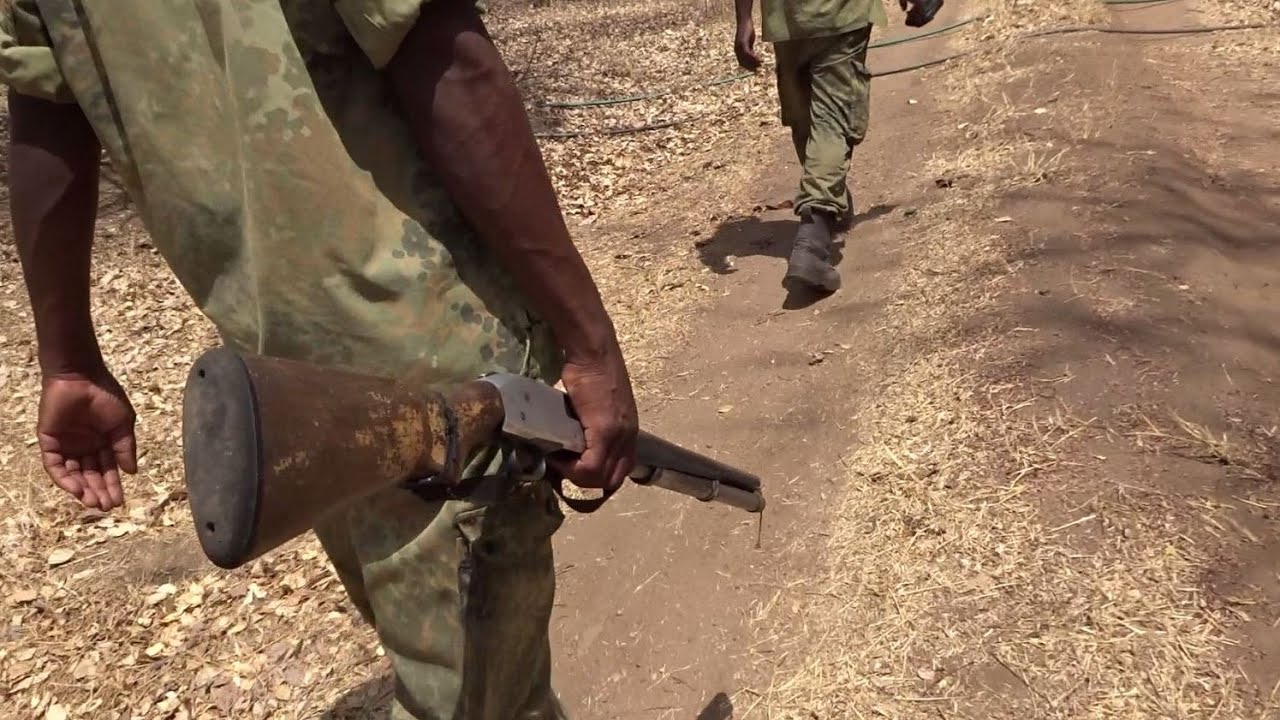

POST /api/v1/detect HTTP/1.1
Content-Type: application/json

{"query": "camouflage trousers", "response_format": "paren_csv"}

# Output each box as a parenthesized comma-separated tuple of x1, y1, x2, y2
(774, 24, 874, 224)
(314, 466, 569, 719)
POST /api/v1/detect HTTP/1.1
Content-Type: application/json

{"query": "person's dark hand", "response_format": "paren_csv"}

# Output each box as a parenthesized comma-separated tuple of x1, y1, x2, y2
(734, 23, 762, 71)
(36, 370, 138, 510)
(900, 0, 942, 27)
(553, 350, 638, 492)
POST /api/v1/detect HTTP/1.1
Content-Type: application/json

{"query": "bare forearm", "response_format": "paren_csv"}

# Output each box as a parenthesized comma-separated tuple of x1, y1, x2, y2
(7, 90, 103, 376)
(735, 0, 755, 26)
(389, 1, 619, 363)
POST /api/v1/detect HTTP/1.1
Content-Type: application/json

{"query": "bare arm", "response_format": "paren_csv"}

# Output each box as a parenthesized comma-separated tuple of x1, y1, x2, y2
(385, 0, 636, 491)
(734, 0, 761, 69)
(8, 89, 136, 510)
(9, 89, 102, 375)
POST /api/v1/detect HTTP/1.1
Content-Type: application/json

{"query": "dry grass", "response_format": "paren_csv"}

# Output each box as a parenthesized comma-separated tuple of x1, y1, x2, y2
(750, 349, 1248, 718)
(0, 3, 773, 718)
(742, 2, 1274, 718)
(1195, 0, 1278, 26)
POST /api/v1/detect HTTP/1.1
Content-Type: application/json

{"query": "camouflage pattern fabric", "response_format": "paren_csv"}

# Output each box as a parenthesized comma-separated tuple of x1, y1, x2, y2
(1, 1, 568, 717)
(760, 0, 886, 42)
(774, 25, 874, 223)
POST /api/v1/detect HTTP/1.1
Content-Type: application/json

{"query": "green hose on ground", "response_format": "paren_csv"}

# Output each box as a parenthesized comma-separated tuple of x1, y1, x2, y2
(534, 0, 1273, 138)
(542, 15, 987, 109)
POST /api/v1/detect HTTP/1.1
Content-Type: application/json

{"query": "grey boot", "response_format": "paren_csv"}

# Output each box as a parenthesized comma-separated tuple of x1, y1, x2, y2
(783, 210, 841, 293)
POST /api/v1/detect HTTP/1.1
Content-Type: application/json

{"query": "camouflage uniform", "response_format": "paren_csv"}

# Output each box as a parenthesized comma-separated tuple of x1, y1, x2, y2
(0, 1, 568, 717)
(762, 0, 887, 224)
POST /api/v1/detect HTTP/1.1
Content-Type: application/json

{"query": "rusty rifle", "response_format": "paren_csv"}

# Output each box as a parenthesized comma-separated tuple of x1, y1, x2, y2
(180, 347, 764, 570)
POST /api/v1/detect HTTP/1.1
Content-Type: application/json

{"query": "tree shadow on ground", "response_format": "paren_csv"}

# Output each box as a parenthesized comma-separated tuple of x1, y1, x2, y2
(968, 128, 1280, 386)
(699, 204, 898, 310)
(698, 203, 898, 275)
(319, 678, 735, 719)
(320, 675, 394, 720)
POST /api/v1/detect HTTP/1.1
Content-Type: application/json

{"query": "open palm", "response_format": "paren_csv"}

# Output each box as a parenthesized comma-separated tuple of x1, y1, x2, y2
(37, 373, 138, 511)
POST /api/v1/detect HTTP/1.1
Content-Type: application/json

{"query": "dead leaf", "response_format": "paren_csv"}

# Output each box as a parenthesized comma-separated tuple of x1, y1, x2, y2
(10, 587, 39, 605)
(45, 704, 69, 720)
(72, 656, 98, 680)
(47, 548, 76, 567)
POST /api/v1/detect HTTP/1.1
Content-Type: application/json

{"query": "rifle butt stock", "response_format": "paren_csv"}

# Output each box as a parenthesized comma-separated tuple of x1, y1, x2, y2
(181, 348, 502, 569)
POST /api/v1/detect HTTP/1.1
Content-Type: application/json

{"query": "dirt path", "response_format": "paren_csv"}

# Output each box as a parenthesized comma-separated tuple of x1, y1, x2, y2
(984, 1, 1280, 710)
(549, 3, 985, 716)
(554, 1, 1280, 717)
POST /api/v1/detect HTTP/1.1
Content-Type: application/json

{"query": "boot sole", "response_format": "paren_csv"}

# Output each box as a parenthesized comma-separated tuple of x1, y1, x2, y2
(783, 261, 841, 293)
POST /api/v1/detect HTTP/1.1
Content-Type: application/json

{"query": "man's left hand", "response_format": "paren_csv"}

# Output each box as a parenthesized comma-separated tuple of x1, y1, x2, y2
(36, 371, 138, 511)
(735, 23, 761, 71)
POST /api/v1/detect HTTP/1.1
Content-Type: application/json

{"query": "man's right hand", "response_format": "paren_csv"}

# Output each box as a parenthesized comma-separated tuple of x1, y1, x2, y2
(36, 371, 138, 511)
(734, 23, 762, 71)
(553, 348, 638, 493)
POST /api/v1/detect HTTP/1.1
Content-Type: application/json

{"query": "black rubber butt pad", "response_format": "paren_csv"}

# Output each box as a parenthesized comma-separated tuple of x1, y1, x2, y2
(181, 347, 263, 569)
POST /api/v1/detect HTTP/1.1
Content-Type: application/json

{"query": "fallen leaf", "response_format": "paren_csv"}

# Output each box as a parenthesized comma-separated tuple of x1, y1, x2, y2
(917, 667, 939, 682)
(717, 405, 733, 414)
(72, 656, 98, 680)
(10, 588, 38, 605)
(47, 548, 76, 567)
(994, 216, 1013, 223)
(45, 704, 69, 720)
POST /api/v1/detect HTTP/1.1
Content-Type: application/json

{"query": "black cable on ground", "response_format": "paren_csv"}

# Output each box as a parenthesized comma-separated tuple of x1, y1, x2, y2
(533, 116, 699, 138)
(868, 23, 1270, 79)
(534, 20, 1273, 138)
(541, 15, 987, 109)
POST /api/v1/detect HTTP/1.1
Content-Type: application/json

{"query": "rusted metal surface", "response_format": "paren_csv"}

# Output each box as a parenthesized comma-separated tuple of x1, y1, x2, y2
(182, 348, 506, 569)
(182, 347, 765, 570)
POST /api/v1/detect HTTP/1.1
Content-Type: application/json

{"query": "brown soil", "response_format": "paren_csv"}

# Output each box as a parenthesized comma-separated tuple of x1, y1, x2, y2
(3, 0, 1279, 719)
(553, 0, 1280, 717)
(547, 3, 976, 716)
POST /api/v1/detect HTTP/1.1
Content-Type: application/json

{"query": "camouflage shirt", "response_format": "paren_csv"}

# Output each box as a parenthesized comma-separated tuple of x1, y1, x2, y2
(0, 0, 561, 386)
(761, 0, 888, 43)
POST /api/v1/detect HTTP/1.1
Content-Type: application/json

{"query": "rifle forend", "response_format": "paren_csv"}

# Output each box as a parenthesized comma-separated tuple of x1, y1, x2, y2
(181, 348, 764, 571)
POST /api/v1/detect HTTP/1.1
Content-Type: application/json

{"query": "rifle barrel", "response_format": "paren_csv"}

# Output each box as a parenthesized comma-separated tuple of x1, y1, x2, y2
(631, 465, 766, 513)
(634, 430, 762, 493)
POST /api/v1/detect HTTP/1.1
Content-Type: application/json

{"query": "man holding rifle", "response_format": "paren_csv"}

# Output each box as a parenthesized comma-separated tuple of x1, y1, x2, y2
(2, 0, 635, 717)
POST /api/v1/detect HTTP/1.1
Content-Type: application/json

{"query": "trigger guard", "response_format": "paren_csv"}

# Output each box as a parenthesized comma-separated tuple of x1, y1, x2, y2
(550, 474, 618, 514)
